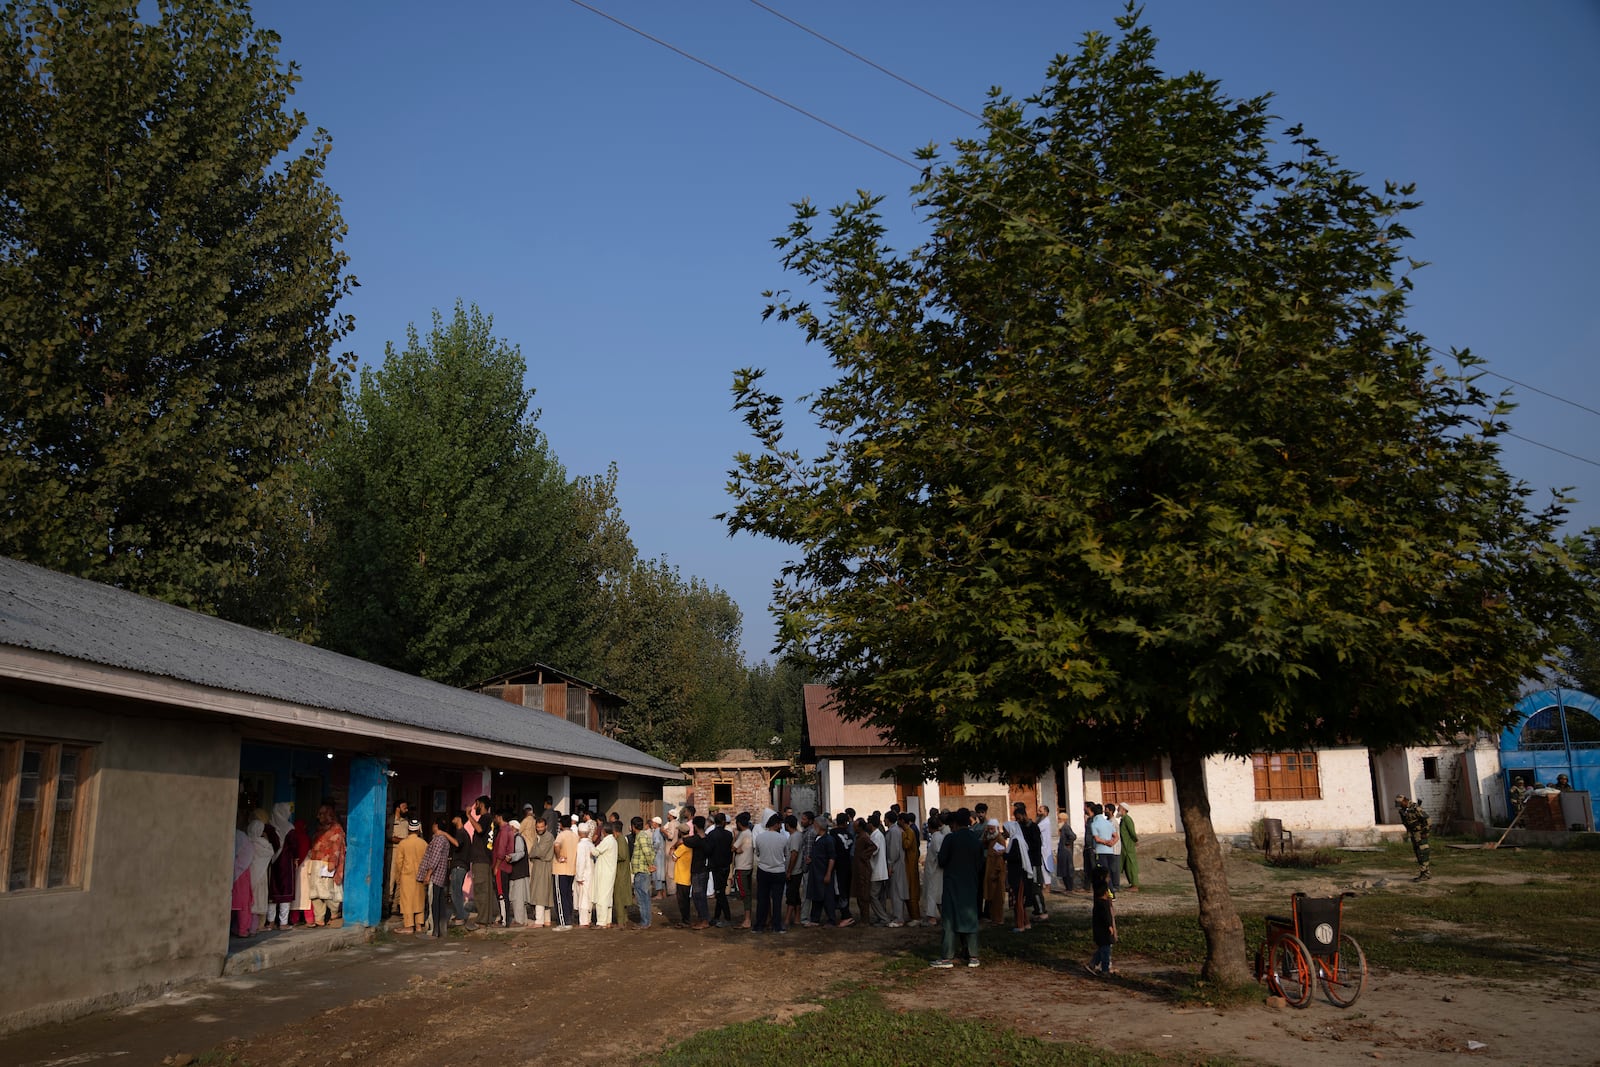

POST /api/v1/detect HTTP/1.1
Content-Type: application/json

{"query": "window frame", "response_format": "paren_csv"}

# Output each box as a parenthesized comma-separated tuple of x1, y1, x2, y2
(2, 736, 95, 893)
(1096, 760, 1164, 806)
(1251, 751, 1322, 802)
(711, 779, 735, 807)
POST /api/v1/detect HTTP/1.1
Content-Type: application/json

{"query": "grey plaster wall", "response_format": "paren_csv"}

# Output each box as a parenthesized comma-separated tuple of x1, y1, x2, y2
(0, 689, 239, 1033)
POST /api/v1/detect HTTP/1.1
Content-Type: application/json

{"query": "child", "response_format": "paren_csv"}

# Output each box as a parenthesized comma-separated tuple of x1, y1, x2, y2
(1087, 863, 1117, 976)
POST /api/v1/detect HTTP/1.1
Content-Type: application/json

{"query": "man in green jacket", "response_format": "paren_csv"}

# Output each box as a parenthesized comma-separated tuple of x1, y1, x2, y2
(1117, 803, 1140, 892)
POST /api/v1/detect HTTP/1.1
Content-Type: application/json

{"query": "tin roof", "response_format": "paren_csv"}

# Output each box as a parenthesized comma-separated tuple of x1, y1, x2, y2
(802, 683, 914, 753)
(0, 556, 679, 777)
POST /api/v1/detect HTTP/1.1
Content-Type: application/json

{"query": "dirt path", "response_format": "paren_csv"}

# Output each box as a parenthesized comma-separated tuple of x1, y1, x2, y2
(6, 843, 1595, 1067)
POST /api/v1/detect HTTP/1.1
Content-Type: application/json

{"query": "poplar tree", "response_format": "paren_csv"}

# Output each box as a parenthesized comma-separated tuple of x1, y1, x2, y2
(316, 303, 580, 686)
(1, 0, 354, 626)
(725, 9, 1590, 982)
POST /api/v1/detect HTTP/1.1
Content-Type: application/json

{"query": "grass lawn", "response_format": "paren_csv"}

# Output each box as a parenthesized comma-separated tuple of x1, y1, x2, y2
(656, 840, 1600, 1065)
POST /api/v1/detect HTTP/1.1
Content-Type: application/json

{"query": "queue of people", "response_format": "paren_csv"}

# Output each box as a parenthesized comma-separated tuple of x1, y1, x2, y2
(376, 794, 1124, 977)
(230, 801, 346, 938)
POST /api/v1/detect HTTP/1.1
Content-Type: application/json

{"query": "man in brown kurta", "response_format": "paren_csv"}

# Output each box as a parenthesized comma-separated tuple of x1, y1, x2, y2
(389, 819, 427, 933)
(526, 817, 556, 926)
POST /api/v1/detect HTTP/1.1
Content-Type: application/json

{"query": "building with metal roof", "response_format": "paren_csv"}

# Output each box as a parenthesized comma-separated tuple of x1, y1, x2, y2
(0, 556, 675, 1032)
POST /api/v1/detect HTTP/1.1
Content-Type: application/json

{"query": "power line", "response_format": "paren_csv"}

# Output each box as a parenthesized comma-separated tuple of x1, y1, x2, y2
(1504, 433, 1600, 471)
(1483, 370, 1600, 420)
(746, 0, 1600, 428)
(568, 0, 1600, 473)
(563, 0, 918, 171)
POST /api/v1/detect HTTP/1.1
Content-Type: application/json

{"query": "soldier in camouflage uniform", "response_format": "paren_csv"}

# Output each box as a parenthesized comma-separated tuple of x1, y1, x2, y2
(1395, 794, 1431, 881)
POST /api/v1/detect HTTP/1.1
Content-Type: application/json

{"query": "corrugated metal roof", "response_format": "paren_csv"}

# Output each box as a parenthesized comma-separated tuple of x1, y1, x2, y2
(0, 556, 680, 776)
(803, 683, 910, 751)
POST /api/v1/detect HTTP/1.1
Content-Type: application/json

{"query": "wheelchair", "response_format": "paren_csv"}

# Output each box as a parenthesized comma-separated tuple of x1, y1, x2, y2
(1255, 891, 1368, 1008)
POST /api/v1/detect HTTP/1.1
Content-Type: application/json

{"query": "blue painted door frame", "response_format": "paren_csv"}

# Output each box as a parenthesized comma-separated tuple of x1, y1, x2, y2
(344, 756, 389, 926)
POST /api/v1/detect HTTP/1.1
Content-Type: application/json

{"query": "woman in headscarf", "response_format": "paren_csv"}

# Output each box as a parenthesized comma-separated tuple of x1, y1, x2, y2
(246, 810, 275, 935)
(230, 819, 254, 938)
(1002, 815, 1034, 932)
(268, 803, 295, 929)
(592, 821, 619, 928)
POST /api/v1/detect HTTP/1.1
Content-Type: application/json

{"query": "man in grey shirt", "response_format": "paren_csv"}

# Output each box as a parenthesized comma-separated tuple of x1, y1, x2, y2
(752, 814, 790, 933)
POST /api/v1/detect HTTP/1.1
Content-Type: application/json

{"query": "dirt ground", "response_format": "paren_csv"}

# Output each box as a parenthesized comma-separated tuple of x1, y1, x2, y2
(6, 845, 1596, 1067)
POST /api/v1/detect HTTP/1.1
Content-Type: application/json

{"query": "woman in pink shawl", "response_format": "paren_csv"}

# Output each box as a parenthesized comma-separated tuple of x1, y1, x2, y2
(230, 821, 254, 938)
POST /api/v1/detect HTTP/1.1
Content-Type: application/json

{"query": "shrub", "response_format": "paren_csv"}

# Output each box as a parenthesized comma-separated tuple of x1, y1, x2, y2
(1264, 846, 1341, 868)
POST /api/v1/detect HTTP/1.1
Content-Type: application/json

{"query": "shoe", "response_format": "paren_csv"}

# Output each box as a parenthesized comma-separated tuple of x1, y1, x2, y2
(1084, 963, 1102, 977)
(887, 922, 903, 929)
(691, 921, 709, 930)
(1011, 927, 1026, 934)
(837, 918, 856, 928)
(1414, 871, 1431, 881)
(554, 924, 572, 931)
(801, 920, 817, 927)
(929, 958, 955, 969)
(966, 958, 980, 968)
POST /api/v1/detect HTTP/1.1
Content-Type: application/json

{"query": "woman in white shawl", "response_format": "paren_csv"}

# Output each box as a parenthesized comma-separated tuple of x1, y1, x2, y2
(921, 813, 947, 923)
(592, 823, 619, 928)
(246, 809, 275, 935)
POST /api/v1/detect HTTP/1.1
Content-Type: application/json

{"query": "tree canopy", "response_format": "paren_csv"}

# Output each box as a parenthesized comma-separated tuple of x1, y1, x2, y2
(725, 9, 1590, 981)
(0, 0, 354, 625)
(316, 303, 580, 686)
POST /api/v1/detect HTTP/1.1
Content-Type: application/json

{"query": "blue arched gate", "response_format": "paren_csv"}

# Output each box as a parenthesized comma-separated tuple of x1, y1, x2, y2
(1500, 688, 1600, 824)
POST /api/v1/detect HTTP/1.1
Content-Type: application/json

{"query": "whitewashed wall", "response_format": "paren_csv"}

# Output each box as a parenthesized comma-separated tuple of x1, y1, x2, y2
(1204, 746, 1378, 839)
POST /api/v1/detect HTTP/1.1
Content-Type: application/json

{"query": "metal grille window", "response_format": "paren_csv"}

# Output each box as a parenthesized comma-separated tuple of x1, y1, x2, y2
(1096, 761, 1164, 806)
(566, 688, 589, 727)
(2, 738, 94, 892)
(1251, 752, 1321, 801)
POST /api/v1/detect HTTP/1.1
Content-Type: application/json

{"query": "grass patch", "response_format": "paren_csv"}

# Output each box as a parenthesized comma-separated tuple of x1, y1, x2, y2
(654, 986, 1237, 1067)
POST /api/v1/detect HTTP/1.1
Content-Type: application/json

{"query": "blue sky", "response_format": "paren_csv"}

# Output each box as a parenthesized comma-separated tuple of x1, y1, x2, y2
(251, 1, 1600, 662)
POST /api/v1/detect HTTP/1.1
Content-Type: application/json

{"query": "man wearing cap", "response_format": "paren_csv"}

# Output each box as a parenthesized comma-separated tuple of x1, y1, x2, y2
(1396, 794, 1431, 881)
(649, 816, 667, 898)
(389, 817, 427, 933)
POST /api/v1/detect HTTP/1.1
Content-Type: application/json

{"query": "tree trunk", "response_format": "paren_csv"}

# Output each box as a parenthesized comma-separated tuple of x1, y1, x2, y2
(1169, 749, 1252, 985)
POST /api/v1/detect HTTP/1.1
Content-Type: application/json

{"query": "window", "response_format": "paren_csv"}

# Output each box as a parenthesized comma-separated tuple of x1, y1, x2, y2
(1421, 756, 1440, 781)
(2, 738, 94, 892)
(1251, 752, 1321, 801)
(565, 688, 589, 728)
(522, 685, 544, 712)
(1097, 761, 1164, 806)
(712, 779, 734, 807)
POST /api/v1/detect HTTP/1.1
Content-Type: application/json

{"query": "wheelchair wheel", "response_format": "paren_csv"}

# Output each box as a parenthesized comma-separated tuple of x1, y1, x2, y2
(1321, 933, 1368, 1008)
(1270, 933, 1314, 1008)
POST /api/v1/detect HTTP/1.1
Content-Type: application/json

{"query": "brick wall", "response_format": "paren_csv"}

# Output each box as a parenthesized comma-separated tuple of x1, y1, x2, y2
(1521, 793, 1565, 831)
(686, 769, 774, 818)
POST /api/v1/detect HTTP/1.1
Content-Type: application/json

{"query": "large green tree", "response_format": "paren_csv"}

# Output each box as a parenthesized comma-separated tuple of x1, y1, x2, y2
(1, 0, 353, 626)
(725, 10, 1590, 982)
(316, 303, 579, 685)
(1554, 529, 1600, 694)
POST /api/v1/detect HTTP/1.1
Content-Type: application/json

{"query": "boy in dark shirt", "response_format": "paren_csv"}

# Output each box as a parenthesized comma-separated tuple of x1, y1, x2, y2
(1087, 863, 1116, 976)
